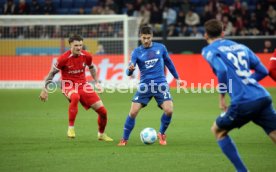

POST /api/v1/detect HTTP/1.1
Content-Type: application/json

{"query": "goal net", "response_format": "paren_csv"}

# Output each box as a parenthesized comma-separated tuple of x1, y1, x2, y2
(0, 15, 140, 89)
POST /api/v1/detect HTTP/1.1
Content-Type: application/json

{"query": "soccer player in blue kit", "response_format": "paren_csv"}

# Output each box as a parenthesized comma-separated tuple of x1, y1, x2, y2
(118, 26, 183, 146)
(202, 19, 276, 172)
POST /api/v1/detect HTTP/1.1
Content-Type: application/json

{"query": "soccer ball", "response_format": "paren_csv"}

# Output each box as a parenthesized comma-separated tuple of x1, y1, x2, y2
(140, 127, 157, 145)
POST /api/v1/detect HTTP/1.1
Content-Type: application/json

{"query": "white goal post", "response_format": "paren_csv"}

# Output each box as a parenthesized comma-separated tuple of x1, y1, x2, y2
(0, 15, 141, 88)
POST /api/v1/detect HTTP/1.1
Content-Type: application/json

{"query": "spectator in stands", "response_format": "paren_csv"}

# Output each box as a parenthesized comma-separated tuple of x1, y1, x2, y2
(102, 5, 115, 14)
(91, 6, 103, 14)
(190, 26, 203, 38)
(255, 2, 266, 27)
(77, 8, 86, 15)
(176, 11, 186, 28)
(163, 6, 177, 26)
(30, 0, 41, 14)
(3, 0, 16, 14)
(167, 24, 178, 37)
(201, 5, 214, 25)
(150, 3, 162, 25)
(44, 0, 55, 15)
(185, 8, 200, 27)
(96, 44, 105, 54)
(133, 0, 143, 12)
(222, 15, 233, 36)
(178, 26, 190, 37)
(181, 0, 190, 14)
(262, 40, 274, 53)
(125, 3, 135, 16)
(261, 16, 274, 35)
(267, 5, 276, 26)
(247, 13, 260, 36)
(17, 0, 29, 14)
(267, 5, 276, 19)
(137, 5, 151, 26)
(234, 15, 245, 35)
(106, 25, 115, 37)
(105, 0, 119, 14)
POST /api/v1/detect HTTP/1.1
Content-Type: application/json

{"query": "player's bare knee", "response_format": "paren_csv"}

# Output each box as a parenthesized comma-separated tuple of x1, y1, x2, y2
(269, 130, 276, 144)
(210, 124, 217, 135)
(164, 108, 173, 116)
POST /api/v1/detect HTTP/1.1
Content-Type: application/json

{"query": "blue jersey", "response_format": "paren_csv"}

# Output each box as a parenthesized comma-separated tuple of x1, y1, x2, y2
(127, 42, 179, 84)
(202, 39, 269, 104)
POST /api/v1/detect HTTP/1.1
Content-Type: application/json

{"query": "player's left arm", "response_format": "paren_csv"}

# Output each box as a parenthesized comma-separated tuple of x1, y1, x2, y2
(88, 64, 103, 93)
(86, 53, 103, 93)
(163, 46, 180, 80)
(247, 48, 268, 81)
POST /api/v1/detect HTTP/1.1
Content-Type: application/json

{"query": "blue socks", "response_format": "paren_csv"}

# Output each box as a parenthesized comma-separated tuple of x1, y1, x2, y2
(159, 113, 172, 134)
(123, 115, 135, 140)
(218, 135, 247, 172)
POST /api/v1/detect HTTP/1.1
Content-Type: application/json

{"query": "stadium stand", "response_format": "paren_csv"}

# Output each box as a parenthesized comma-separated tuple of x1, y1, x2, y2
(0, 0, 276, 37)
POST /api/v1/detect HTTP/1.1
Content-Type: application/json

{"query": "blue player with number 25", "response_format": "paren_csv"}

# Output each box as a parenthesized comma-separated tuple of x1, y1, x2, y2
(202, 19, 276, 172)
(118, 26, 183, 146)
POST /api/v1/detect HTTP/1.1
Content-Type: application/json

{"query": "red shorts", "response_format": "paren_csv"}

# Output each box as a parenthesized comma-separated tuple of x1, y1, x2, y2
(62, 82, 101, 110)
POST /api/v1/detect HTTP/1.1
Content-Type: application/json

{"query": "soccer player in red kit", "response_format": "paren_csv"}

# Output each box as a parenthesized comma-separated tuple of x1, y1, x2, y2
(39, 34, 113, 141)
(269, 49, 276, 81)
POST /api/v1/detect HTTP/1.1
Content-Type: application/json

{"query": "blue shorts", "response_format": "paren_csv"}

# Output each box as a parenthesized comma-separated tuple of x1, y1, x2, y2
(132, 83, 172, 108)
(216, 96, 276, 134)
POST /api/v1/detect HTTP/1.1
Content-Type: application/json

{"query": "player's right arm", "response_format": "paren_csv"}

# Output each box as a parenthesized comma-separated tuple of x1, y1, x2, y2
(269, 49, 276, 81)
(203, 49, 228, 93)
(202, 48, 228, 110)
(39, 66, 59, 102)
(126, 50, 137, 76)
(247, 48, 268, 81)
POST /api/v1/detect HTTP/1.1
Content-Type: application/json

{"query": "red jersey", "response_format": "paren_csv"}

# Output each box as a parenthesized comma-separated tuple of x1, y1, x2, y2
(269, 49, 276, 81)
(54, 50, 92, 84)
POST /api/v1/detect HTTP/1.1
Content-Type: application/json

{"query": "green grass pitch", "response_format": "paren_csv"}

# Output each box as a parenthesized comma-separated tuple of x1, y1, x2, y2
(0, 88, 275, 172)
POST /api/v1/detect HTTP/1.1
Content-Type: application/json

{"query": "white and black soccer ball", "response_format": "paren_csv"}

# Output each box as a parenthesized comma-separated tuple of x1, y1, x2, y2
(140, 127, 157, 145)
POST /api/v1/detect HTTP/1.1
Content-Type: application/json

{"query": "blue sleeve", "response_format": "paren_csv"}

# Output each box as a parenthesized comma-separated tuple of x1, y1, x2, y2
(163, 46, 179, 79)
(203, 49, 228, 94)
(212, 56, 228, 93)
(248, 49, 268, 81)
(126, 50, 137, 76)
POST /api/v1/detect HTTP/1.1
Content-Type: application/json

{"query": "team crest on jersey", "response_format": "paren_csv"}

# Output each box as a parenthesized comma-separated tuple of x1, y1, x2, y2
(156, 50, 160, 54)
(145, 58, 158, 69)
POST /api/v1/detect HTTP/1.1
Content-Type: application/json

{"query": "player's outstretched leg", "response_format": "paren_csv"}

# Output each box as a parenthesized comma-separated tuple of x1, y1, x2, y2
(67, 93, 80, 138)
(118, 115, 135, 146)
(211, 123, 248, 172)
(96, 106, 113, 142)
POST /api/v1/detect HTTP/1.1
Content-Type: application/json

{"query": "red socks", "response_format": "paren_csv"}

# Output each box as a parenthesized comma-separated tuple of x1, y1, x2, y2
(68, 93, 107, 133)
(96, 106, 107, 133)
(68, 93, 80, 126)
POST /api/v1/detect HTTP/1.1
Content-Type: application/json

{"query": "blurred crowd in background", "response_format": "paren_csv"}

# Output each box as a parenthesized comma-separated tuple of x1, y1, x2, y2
(1, 0, 276, 38)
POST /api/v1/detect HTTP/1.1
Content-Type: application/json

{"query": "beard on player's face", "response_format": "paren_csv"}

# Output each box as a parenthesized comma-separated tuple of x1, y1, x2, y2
(142, 40, 152, 47)
(140, 34, 152, 48)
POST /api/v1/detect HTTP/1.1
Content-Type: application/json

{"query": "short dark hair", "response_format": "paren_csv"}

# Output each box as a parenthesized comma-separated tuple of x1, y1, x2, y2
(204, 19, 223, 38)
(139, 25, 153, 35)
(68, 34, 83, 44)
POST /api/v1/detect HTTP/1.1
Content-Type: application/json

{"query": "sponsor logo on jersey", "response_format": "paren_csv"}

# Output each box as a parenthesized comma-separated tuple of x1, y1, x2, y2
(145, 58, 158, 69)
(68, 69, 84, 74)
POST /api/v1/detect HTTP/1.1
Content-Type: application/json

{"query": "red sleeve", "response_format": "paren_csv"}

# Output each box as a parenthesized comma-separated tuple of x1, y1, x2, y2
(82, 50, 92, 66)
(269, 49, 276, 81)
(54, 55, 66, 70)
